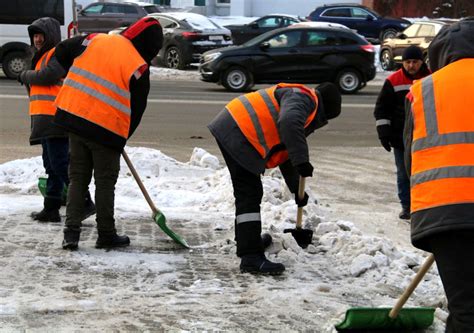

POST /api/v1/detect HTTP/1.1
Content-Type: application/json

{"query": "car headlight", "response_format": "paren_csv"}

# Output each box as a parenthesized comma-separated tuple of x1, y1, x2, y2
(400, 23, 410, 28)
(203, 52, 221, 63)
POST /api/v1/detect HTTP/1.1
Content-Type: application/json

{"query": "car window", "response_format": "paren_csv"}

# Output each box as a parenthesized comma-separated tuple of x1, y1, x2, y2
(322, 8, 351, 18)
(338, 33, 360, 45)
(144, 5, 160, 14)
(257, 17, 281, 28)
(103, 4, 125, 14)
(183, 15, 220, 29)
(282, 17, 298, 27)
(83, 4, 103, 14)
(417, 24, 435, 37)
(157, 17, 178, 29)
(351, 8, 371, 18)
(123, 5, 138, 14)
(265, 31, 301, 48)
(403, 24, 420, 38)
(305, 31, 339, 46)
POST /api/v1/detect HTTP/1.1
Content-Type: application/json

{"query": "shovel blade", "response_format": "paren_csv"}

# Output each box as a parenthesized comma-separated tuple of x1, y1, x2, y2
(153, 211, 189, 248)
(283, 228, 313, 248)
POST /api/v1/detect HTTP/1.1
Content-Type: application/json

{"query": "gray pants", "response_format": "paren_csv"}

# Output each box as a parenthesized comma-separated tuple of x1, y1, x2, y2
(65, 133, 120, 234)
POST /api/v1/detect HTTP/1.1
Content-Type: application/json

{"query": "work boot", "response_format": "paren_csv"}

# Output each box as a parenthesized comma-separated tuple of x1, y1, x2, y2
(95, 233, 130, 249)
(399, 207, 410, 220)
(240, 254, 285, 275)
(62, 227, 81, 250)
(81, 195, 96, 222)
(30, 209, 61, 222)
(262, 233, 272, 249)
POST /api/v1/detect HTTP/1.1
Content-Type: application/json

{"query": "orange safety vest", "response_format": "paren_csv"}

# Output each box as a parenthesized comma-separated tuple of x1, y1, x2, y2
(54, 34, 146, 139)
(408, 58, 474, 213)
(29, 48, 62, 116)
(226, 83, 318, 168)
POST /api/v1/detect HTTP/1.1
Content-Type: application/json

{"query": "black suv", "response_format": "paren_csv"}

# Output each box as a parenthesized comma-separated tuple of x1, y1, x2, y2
(199, 24, 376, 94)
(307, 4, 411, 43)
(77, 1, 162, 34)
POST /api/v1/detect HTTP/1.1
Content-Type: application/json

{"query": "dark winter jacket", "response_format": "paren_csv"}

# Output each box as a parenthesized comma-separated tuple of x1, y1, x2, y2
(21, 17, 67, 145)
(374, 64, 430, 150)
(209, 87, 327, 193)
(53, 19, 163, 152)
(403, 17, 474, 251)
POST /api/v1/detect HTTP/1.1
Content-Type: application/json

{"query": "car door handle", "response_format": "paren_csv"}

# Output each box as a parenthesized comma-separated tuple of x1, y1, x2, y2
(289, 49, 299, 54)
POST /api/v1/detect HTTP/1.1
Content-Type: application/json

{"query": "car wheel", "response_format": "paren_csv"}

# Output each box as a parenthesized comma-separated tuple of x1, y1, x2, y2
(221, 66, 253, 92)
(165, 46, 185, 69)
(2, 51, 29, 79)
(380, 28, 398, 41)
(335, 69, 361, 94)
(380, 49, 394, 71)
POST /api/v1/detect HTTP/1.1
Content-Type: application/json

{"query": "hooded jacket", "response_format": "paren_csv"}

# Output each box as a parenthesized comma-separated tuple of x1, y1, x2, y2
(209, 87, 329, 193)
(403, 17, 474, 251)
(53, 17, 163, 152)
(21, 17, 67, 145)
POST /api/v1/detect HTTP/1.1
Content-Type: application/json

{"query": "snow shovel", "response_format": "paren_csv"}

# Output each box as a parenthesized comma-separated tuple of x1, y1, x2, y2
(283, 176, 313, 248)
(121, 150, 189, 248)
(38, 176, 68, 205)
(335, 254, 436, 331)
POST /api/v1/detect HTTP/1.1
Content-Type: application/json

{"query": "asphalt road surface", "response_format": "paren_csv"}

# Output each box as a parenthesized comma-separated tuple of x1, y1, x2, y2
(0, 78, 381, 163)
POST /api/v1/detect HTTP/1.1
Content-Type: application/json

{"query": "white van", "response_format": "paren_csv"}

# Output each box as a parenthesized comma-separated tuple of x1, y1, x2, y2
(0, 0, 77, 79)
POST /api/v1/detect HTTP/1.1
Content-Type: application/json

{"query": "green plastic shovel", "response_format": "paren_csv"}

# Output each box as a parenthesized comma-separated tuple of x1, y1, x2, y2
(335, 254, 435, 331)
(38, 177, 68, 205)
(122, 150, 189, 248)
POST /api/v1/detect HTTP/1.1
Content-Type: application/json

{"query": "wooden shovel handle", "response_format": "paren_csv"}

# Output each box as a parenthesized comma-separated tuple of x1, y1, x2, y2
(389, 254, 435, 318)
(296, 176, 305, 229)
(122, 150, 159, 215)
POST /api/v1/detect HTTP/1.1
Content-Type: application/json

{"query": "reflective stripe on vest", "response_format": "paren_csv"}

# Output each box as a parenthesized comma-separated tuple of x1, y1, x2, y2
(54, 34, 145, 139)
(29, 48, 62, 116)
(409, 58, 474, 213)
(226, 83, 318, 168)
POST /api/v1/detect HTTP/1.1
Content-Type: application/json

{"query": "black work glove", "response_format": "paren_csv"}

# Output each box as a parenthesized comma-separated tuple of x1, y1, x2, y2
(380, 137, 392, 152)
(17, 71, 25, 85)
(295, 192, 309, 207)
(295, 162, 313, 178)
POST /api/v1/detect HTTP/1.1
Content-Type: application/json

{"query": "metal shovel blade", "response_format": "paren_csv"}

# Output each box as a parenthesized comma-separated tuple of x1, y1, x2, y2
(153, 210, 189, 248)
(283, 227, 313, 248)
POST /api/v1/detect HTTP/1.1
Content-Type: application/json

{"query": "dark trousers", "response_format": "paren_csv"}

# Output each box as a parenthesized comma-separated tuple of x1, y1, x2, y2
(219, 143, 264, 257)
(41, 137, 69, 210)
(65, 133, 120, 234)
(429, 230, 474, 333)
(393, 147, 410, 210)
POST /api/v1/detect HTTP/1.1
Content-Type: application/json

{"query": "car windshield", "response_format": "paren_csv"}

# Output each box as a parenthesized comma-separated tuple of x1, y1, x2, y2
(242, 29, 283, 46)
(182, 16, 221, 30)
(365, 7, 380, 17)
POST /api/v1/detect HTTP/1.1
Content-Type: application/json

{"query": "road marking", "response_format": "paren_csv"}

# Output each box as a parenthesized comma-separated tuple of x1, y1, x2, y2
(0, 95, 374, 108)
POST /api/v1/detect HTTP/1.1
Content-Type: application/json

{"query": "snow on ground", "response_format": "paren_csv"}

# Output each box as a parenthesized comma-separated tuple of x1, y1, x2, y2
(0, 146, 448, 331)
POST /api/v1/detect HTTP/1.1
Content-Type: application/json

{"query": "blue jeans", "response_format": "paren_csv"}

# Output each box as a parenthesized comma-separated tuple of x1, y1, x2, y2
(393, 147, 410, 210)
(42, 138, 69, 205)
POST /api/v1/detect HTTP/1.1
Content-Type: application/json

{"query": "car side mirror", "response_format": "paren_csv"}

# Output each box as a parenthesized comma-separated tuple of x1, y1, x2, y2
(397, 33, 407, 39)
(250, 22, 258, 29)
(366, 15, 374, 21)
(260, 41, 270, 50)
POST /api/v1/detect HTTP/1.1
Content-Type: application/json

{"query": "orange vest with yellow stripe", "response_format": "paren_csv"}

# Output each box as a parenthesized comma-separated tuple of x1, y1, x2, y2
(226, 83, 318, 168)
(29, 48, 62, 116)
(408, 58, 474, 213)
(54, 34, 146, 139)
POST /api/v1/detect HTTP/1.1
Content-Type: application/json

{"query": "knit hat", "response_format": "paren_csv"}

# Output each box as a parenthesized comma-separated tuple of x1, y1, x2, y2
(402, 45, 423, 61)
(315, 82, 341, 120)
(121, 17, 163, 63)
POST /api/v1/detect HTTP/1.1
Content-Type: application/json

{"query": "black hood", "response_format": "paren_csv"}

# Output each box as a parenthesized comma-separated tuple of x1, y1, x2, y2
(428, 17, 474, 72)
(28, 17, 61, 54)
(121, 17, 163, 64)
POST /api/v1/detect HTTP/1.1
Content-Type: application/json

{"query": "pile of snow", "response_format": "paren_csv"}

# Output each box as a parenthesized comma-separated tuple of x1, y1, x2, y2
(0, 147, 447, 330)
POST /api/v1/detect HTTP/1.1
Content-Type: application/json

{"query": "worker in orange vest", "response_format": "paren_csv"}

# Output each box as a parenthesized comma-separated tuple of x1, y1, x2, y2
(404, 17, 474, 331)
(17, 17, 95, 223)
(53, 17, 163, 250)
(209, 82, 341, 274)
